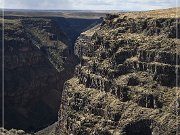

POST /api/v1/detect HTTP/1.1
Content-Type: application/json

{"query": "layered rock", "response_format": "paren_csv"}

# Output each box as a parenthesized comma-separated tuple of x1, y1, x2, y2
(0, 17, 71, 132)
(57, 8, 180, 135)
(0, 15, 101, 132)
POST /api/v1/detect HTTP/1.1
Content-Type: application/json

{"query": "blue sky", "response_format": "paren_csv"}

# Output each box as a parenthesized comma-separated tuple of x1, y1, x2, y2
(1, 0, 178, 11)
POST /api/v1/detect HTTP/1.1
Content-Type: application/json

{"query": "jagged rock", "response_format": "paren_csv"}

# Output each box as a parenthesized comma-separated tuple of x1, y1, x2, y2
(57, 8, 180, 135)
(0, 128, 29, 135)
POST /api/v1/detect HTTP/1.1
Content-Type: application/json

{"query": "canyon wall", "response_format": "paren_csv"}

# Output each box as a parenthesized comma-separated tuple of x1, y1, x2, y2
(57, 8, 180, 135)
(0, 15, 101, 132)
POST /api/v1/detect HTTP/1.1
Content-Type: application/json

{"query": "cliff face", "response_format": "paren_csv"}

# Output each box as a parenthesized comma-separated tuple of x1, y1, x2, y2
(57, 8, 180, 135)
(0, 15, 101, 132)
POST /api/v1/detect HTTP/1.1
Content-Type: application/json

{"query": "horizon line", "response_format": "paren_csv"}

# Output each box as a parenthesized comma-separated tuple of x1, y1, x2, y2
(3, 8, 124, 11)
(2, 7, 179, 12)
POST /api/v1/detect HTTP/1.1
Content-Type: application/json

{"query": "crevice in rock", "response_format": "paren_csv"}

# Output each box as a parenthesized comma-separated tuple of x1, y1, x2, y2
(122, 119, 154, 135)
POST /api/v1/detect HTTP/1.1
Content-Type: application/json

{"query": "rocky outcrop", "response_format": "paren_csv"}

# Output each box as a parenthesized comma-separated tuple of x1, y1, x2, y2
(57, 8, 180, 135)
(0, 128, 29, 135)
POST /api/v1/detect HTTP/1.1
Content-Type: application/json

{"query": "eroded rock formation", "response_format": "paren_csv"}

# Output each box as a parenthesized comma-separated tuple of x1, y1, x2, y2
(57, 8, 180, 135)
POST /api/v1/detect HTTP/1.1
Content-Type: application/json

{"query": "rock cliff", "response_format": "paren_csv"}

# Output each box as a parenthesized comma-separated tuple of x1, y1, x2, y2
(57, 8, 180, 135)
(0, 15, 101, 132)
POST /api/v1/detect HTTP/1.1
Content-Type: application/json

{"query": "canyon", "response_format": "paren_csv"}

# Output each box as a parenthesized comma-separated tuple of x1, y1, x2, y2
(0, 11, 103, 132)
(0, 8, 180, 135)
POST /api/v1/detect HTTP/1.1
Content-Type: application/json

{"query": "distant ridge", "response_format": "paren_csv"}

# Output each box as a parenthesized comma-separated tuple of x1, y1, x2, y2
(2, 9, 117, 19)
(4, 8, 124, 13)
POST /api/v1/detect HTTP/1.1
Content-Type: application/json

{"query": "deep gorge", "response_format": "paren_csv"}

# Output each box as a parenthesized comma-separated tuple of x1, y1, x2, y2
(0, 8, 179, 135)
(0, 14, 102, 132)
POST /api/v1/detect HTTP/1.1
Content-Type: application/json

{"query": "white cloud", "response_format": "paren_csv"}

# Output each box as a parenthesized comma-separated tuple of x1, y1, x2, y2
(3, 0, 178, 10)
(114, 0, 177, 11)
(0, 0, 4, 8)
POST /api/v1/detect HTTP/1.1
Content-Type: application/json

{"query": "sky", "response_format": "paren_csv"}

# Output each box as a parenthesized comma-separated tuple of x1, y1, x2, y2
(0, 0, 179, 11)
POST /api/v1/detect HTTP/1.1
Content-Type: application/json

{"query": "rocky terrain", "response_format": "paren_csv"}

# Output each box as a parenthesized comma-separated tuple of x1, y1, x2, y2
(57, 8, 180, 135)
(0, 128, 29, 135)
(0, 13, 102, 132)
